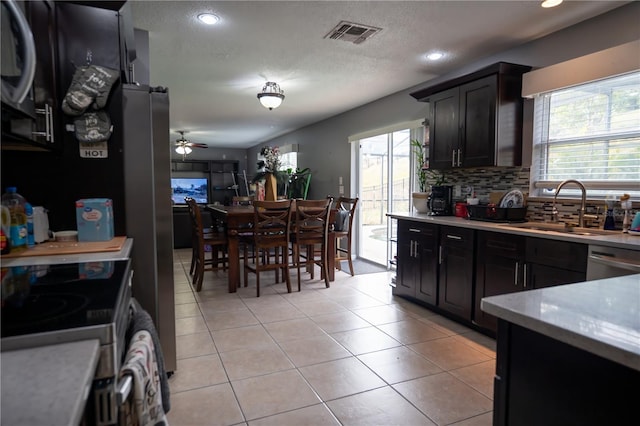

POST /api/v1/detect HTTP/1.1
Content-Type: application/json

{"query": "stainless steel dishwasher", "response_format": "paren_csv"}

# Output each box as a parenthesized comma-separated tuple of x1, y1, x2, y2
(586, 245, 640, 280)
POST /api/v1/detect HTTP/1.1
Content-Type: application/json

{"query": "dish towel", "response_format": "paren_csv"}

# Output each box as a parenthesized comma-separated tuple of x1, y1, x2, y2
(120, 329, 168, 426)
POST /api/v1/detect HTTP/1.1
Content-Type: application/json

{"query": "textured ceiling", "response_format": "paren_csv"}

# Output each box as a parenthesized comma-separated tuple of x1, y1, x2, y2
(130, 1, 628, 149)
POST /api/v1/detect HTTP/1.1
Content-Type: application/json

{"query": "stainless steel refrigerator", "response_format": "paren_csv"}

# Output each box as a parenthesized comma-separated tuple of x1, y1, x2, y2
(121, 84, 176, 372)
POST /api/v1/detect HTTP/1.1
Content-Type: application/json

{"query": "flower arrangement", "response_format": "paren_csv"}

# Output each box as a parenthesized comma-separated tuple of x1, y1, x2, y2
(252, 145, 287, 185)
(260, 146, 281, 173)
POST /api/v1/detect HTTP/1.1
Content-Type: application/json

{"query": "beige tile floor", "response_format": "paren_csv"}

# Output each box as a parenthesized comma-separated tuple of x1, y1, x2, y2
(168, 248, 496, 426)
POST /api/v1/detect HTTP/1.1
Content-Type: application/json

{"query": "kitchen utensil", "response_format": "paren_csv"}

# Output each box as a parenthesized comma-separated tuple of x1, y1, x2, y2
(500, 190, 524, 208)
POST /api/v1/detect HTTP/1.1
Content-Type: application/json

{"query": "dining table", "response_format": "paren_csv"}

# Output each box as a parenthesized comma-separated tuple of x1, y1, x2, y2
(206, 203, 337, 293)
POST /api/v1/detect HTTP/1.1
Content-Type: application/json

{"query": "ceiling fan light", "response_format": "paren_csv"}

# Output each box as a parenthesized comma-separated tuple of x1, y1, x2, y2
(175, 145, 192, 155)
(257, 82, 285, 110)
(541, 0, 563, 8)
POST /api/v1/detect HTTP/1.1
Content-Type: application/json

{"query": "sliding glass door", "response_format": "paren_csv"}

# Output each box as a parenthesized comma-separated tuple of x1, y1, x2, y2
(357, 129, 411, 266)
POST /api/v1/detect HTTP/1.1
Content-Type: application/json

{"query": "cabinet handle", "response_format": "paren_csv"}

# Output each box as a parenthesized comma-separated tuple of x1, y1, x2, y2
(408, 228, 421, 233)
(33, 104, 54, 142)
(514, 261, 519, 286)
(438, 245, 443, 264)
(457, 149, 462, 167)
(446, 234, 462, 240)
(409, 240, 414, 257)
(414, 241, 419, 258)
(523, 263, 528, 288)
(48, 104, 55, 143)
(451, 150, 456, 167)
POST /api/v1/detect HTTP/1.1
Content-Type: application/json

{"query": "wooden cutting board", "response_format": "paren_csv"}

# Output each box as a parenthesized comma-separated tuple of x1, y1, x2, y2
(1, 236, 127, 258)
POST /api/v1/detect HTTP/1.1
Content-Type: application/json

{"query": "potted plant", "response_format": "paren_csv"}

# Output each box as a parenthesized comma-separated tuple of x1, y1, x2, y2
(410, 139, 430, 213)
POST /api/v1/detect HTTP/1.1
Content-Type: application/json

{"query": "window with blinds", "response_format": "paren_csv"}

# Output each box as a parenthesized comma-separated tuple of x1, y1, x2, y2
(531, 71, 640, 199)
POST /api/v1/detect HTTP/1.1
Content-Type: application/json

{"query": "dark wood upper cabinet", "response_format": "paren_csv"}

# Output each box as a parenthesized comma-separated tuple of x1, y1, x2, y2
(411, 62, 531, 170)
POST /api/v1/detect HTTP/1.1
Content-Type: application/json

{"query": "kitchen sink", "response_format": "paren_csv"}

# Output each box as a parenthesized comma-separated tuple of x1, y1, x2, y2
(499, 222, 619, 236)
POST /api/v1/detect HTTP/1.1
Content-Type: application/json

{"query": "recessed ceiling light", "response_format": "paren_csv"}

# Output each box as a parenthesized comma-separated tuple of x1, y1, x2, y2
(426, 52, 444, 61)
(198, 13, 220, 25)
(541, 0, 563, 8)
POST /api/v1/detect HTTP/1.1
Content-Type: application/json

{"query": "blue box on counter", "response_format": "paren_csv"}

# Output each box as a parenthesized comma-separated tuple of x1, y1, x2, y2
(75, 198, 114, 242)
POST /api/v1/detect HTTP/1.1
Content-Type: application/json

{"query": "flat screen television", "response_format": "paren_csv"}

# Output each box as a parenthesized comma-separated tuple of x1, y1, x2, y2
(171, 178, 209, 204)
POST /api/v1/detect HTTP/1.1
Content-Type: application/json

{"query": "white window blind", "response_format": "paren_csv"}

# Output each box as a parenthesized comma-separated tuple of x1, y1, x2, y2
(531, 71, 640, 199)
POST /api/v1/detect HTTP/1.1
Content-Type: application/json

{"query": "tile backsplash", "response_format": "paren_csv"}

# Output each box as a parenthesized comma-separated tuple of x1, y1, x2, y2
(426, 166, 636, 229)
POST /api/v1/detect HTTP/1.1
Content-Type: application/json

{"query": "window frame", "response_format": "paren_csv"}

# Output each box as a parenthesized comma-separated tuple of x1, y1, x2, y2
(529, 71, 640, 200)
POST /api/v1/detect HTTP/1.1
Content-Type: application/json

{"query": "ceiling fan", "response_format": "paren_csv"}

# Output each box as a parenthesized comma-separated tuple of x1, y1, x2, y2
(174, 130, 208, 159)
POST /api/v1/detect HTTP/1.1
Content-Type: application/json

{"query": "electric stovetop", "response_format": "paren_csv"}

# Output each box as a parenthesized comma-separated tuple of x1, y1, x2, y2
(1, 260, 131, 344)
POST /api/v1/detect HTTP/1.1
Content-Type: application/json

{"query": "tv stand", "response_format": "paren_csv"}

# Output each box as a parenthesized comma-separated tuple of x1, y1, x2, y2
(171, 160, 239, 248)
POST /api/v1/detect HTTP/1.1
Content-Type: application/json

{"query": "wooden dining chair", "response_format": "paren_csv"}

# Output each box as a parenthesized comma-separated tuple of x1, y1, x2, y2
(244, 200, 293, 297)
(185, 197, 228, 291)
(333, 196, 359, 276)
(290, 198, 332, 290)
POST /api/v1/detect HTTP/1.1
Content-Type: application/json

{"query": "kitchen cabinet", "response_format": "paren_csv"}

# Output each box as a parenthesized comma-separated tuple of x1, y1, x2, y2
(438, 226, 475, 320)
(411, 62, 531, 170)
(493, 320, 637, 426)
(525, 237, 587, 288)
(474, 231, 525, 332)
(394, 220, 439, 305)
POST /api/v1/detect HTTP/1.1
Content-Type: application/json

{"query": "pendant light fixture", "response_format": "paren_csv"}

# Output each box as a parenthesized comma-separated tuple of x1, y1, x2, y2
(541, 0, 563, 8)
(257, 82, 285, 110)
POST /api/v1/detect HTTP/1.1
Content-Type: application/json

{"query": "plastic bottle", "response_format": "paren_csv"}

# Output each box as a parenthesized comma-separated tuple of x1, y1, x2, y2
(0, 205, 10, 255)
(1, 187, 28, 252)
(25, 202, 35, 247)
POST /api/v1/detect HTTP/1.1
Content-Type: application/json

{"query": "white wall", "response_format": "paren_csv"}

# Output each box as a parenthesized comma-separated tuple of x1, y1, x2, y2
(250, 2, 640, 200)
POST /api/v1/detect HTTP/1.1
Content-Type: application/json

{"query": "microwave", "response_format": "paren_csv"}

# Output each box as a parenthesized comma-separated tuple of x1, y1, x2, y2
(1, 0, 36, 118)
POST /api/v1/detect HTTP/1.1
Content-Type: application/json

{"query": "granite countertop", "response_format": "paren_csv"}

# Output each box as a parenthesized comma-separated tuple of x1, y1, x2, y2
(387, 212, 640, 250)
(1, 339, 101, 425)
(481, 274, 640, 371)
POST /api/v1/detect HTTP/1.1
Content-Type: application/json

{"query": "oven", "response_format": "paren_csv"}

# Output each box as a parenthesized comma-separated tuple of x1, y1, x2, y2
(1, 259, 132, 425)
(586, 245, 640, 281)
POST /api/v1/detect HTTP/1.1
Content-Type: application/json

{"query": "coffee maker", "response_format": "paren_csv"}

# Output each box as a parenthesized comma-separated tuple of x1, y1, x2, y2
(427, 186, 453, 216)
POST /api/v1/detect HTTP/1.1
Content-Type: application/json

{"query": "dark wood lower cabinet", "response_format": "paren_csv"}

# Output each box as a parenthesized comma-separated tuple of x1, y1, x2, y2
(394, 221, 438, 305)
(494, 321, 638, 426)
(394, 221, 591, 335)
(438, 226, 474, 321)
(474, 232, 525, 332)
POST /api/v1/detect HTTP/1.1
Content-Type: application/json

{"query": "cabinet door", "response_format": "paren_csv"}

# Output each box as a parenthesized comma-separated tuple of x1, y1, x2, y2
(459, 75, 497, 167)
(527, 264, 586, 289)
(429, 87, 459, 169)
(438, 227, 474, 320)
(415, 228, 439, 305)
(475, 231, 525, 332)
(395, 237, 417, 298)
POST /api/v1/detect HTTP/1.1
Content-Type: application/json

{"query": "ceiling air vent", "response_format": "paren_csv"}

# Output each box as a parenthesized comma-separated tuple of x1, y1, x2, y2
(324, 21, 382, 45)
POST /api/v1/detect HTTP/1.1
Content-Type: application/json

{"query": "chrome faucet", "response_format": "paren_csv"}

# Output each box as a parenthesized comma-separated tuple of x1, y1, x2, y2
(552, 179, 598, 228)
